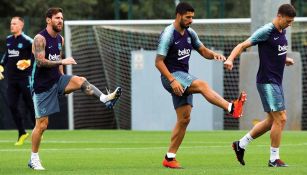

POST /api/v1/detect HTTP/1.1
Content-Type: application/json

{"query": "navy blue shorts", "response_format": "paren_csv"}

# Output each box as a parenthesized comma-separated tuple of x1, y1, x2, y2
(33, 75, 72, 118)
(257, 83, 285, 112)
(161, 71, 197, 109)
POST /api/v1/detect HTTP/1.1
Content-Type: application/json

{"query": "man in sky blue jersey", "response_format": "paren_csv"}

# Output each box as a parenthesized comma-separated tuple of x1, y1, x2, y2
(224, 4, 296, 167)
(27, 7, 122, 170)
(0, 16, 35, 146)
(155, 2, 247, 169)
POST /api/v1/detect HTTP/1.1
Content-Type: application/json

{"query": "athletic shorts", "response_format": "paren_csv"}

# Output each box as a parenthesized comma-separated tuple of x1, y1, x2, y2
(33, 75, 72, 118)
(161, 71, 197, 109)
(257, 83, 285, 112)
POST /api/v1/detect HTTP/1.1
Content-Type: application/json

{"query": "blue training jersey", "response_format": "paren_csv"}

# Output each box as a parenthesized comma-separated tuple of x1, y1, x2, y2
(32, 29, 63, 93)
(249, 23, 288, 85)
(1, 33, 33, 81)
(157, 24, 202, 73)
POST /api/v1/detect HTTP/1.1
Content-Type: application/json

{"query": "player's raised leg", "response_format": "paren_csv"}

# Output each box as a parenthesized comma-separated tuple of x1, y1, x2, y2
(64, 76, 122, 108)
(187, 79, 247, 118)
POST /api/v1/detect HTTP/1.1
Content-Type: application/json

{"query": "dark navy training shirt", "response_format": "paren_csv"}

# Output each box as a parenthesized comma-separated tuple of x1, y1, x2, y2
(1, 33, 33, 81)
(32, 29, 63, 93)
(157, 24, 202, 73)
(249, 23, 288, 85)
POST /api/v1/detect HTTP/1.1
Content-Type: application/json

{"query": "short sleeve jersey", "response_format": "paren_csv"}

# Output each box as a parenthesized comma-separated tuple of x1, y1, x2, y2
(157, 24, 202, 73)
(1, 33, 33, 81)
(32, 29, 63, 93)
(249, 23, 288, 85)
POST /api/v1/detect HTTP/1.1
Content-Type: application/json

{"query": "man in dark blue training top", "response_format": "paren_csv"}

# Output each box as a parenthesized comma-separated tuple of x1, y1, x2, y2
(0, 16, 35, 146)
(27, 7, 122, 170)
(155, 2, 247, 169)
(224, 4, 296, 167)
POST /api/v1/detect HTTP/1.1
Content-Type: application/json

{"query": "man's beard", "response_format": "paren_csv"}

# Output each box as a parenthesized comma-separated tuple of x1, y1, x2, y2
(52, 24, 62, 33)
(180, 21, 190, 29)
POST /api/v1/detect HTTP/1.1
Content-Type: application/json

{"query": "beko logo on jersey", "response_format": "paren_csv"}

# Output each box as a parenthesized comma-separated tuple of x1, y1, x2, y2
(8, 49, 19, 57)
(278, 45, 287, 56)
(177, 48, 191, 60)
(178, 48, 190, 56)
(48, 54, 61, 61)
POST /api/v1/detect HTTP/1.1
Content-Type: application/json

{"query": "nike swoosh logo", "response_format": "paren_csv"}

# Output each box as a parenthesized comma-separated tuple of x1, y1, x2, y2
(175, 41, 180, 44)
(274, 37, 279, 40)
(48, 46, 52, 49)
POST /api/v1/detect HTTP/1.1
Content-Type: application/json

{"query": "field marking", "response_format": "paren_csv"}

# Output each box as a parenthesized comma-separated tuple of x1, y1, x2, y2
(0, 143, 306, 152)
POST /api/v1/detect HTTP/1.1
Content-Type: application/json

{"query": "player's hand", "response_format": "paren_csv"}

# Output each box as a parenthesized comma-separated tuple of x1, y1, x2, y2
(0, 65, 4, 80)
(224, 58, 234, 70)
(171, 80, 184, 96)
(16, 59, 31, 70)
(62, 57, 77, 65)
(213, 53, 226, 62)
(285, 57, 294, 66)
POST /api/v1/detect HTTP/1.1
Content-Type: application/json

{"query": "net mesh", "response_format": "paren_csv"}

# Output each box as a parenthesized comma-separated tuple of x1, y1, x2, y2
(67, 19, 307, 130)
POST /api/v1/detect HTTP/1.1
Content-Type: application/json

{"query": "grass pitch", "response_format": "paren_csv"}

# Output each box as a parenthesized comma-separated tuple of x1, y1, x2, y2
(0, 130, 306, 175)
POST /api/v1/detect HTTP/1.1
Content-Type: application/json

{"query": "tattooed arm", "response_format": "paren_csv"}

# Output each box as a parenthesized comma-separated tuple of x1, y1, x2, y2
(32, 34, 62, 68)
(32, 34, 77, 68)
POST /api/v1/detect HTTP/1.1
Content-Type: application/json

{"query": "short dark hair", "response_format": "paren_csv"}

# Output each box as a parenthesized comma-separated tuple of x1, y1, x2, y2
(278, 4, 296, 17)
(176, 2, 194, 15)
(12, 16, 24, 23)
(46, 7, 63, 19)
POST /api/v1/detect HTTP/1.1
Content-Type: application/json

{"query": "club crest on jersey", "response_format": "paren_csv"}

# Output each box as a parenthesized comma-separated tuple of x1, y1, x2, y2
(58, 43, 62, 50)
(48, 54, 61, 61)
(187, 37, 191, 44)
(17, 43, 23, 48)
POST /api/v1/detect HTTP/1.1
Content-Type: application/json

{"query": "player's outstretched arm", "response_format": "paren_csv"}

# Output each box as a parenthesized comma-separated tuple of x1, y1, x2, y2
(33, 35, 76, 67)
(224, 39, 252, 71)
(197, 44, 226, 61)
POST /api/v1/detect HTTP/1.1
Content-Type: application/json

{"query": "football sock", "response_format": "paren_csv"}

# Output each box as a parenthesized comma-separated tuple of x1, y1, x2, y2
(99, 94, 108, 103)
(270, 147, 280, 162)
(165, 152, 176, 161)
(239, 133, 253, 149)
(228, 103, 233, 113)
(81, 80, 105, 101)
(31, 152, 39, 160)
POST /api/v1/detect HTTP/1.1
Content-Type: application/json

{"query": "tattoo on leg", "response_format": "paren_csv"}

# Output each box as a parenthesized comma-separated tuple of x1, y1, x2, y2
(81, 80, 102, 99)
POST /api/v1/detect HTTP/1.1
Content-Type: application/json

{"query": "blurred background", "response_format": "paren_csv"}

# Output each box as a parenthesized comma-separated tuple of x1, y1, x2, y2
(0, 0, 306, 130)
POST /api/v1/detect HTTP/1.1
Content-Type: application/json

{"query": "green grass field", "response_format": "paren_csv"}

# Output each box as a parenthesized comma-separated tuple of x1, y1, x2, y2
(0, 130, 307, 175)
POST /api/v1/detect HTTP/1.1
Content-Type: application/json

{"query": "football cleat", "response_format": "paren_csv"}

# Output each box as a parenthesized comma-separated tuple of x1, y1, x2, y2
(231, 91, 247, 118)
(104, 87, 122, 109)
(28, 158, 45, 170)
(232, 141, 245, 165)
(162, 157, 183, 169)
(15, 133, 29, 146)
(268, 159, 288, 167)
